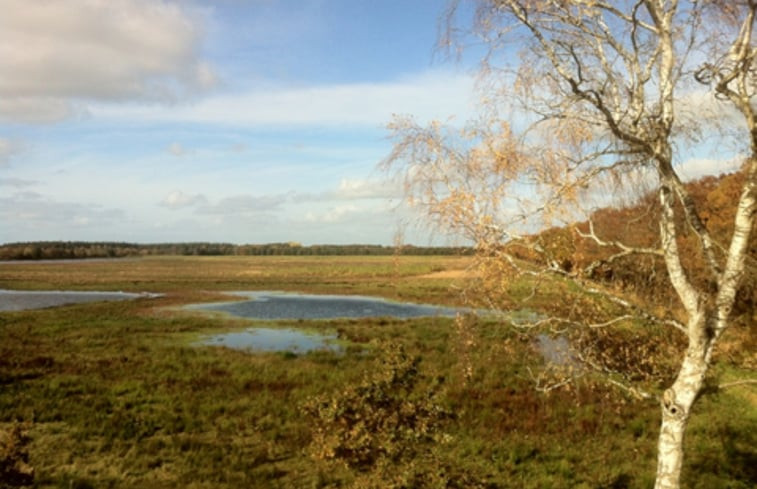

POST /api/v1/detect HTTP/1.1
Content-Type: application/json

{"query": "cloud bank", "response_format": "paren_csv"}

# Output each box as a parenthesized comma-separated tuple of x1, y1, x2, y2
(678, 156, 744, 181)
(160, 190, 207, 209)
(0, 0, 215, 123)
(91, 70, 477, 127)
(0, 192, 125, 229)
(0, 138, 20, 164)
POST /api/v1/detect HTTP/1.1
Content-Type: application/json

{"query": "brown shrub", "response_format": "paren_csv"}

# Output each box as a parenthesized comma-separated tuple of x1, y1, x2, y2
(0, 422, 34, 488)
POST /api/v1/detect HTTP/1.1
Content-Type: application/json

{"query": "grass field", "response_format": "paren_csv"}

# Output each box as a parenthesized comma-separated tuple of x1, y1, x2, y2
(0, 256, 754, 488)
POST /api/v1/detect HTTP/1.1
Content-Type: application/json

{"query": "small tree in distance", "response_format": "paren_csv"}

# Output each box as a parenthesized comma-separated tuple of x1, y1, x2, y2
(383, 2, 756, 488)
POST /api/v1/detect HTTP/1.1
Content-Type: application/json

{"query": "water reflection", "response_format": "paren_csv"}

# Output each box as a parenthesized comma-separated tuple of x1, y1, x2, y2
(189, 291, 463, 354)
(535, 334, 577, 367)
(0, 289, 158, 311)
(202, 327, 340, 353)
(189, 291, 461, 320)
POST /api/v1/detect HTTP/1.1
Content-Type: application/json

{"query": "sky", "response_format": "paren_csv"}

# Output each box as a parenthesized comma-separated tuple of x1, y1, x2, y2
(0, 0, 483, 246)
(0, 1, 743, 246)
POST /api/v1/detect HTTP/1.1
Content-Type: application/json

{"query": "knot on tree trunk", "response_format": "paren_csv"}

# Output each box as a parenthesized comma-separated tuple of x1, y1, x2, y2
(661, 388, 685, 420)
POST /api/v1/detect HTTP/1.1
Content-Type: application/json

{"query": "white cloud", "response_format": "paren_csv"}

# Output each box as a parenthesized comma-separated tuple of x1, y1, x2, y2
(295, 178, 402, 202)
(0, 138, 17, 164)
(90, 70, 477, 127)
(196, 194, 288, 215)
(167, 142, 187, 156)
(304, 204, 361, 224)
(678, 156, 744, 180)
(0, 193, 125, 227)
(0, 98, 80, 124)
(0, 0, 215, 123)
(229, 143, 248, 153)
(160, 190, 207, 209)
(73, 216, 91, 227)
(0, 177, 36, 188)
(675, 88, 743, 130)
(332, 178, 400, 200)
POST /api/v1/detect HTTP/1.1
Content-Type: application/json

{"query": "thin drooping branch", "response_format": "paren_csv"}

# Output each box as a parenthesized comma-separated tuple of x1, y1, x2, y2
(485, 242, 687, 334)
(719, 378, 757, 389)
(581, 283, 688, 333)
(577, 219, 664, 275)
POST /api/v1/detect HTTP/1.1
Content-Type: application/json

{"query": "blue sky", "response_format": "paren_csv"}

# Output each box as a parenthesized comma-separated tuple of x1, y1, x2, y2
(0, 0, 480, 246)
(0, 1, 741, 246)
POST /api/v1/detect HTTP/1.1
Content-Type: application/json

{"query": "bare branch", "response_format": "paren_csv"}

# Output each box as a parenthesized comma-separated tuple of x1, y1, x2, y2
(719, 379, 757, 389)
(577, 219, 664, 275)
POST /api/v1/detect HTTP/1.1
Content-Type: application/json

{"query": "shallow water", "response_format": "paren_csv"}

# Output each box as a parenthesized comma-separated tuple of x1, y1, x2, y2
(536, 334, 577, 366)
(0, 289, 157, 311)
(202, 327, 341, 353)
(190, 292, 580, 361)
(189, 291, 463, 354)
(188, 291, 461, 320)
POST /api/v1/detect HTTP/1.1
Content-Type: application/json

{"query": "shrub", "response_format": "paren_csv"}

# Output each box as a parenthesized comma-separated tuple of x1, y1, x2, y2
(304, 343, 486, 488)
(0, 422, 34, 487)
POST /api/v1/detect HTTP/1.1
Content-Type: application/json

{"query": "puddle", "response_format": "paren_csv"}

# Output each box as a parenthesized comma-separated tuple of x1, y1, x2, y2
(187, 291, 461, 320)
(536, 334, 578, 367)
(201, 327, 340, 354)
(188, 291, 464, 354)
(0, 289, 160, 311)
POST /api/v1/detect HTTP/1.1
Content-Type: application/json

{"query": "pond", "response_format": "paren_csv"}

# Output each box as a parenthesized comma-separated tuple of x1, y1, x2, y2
(202, 327, 341, 354)
(188, 291, 462, 320)
(535, 334, 577, 367)
(190, 292, 578, 362)
(0, 289, 159, 312)
(190, 291, 463, 354)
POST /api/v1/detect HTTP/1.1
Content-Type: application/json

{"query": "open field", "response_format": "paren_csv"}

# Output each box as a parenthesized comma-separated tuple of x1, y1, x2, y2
(0, 256, 754, 488)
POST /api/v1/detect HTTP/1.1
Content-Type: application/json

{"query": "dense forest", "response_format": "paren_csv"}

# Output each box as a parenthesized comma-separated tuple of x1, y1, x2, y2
(0, 241, 472, 260)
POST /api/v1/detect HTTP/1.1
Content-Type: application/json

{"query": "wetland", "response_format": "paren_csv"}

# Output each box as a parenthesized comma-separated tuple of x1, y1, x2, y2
(190, 291, 463, 353)
(0, 289, 158, 312)
(0, 255, 752, 489)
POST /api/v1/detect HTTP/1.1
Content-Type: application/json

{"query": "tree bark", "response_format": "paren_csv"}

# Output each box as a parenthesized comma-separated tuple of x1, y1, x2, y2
(654, 334, 709, 489)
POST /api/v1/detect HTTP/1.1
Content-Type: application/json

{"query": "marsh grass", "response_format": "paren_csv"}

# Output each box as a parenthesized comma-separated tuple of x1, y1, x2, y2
(0, 256, 754, 488)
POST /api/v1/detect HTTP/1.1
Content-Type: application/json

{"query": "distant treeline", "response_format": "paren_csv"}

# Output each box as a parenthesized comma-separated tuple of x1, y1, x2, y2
(0, 241, 472, 260)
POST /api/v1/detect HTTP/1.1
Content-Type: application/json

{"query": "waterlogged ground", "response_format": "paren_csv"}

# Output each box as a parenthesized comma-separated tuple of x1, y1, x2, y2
(190, 291, 464, 353)
(0, 256, 753, 489)
(201, 327, 342, 353)
(0, 289, 158, 311)
(190, 292, 621, 366)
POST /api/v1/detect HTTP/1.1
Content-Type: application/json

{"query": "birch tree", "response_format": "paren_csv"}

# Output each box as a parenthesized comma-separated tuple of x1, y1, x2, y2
(384, 1, 756, 488)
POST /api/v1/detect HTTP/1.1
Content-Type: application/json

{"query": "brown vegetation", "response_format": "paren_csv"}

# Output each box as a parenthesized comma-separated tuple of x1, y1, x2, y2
(522, 169, 756, 327)
(0, 423, 34, 487)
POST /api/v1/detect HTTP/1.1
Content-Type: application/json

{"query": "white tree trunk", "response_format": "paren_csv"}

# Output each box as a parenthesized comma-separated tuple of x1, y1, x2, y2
(654, 158, 755, 488)
(654, 174, 706, 489)
(654, 343, 708, 489)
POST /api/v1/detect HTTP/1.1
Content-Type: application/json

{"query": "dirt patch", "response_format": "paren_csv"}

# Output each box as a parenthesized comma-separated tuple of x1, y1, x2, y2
(417, 269, 473, 280)
(235, 269, 263, 277)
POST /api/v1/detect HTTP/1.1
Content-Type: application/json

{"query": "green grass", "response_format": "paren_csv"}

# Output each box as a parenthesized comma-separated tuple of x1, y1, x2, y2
(0, 255, 754, 488)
